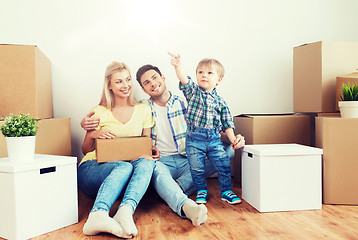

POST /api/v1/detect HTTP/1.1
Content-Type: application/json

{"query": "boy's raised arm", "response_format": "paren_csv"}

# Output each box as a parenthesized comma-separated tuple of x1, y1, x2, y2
(168, 52, 189, 85)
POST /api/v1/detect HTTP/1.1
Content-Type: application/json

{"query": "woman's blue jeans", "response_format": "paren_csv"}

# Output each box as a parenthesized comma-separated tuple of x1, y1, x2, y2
(78, 158, 155, 213)
(186, 127, 233, 193)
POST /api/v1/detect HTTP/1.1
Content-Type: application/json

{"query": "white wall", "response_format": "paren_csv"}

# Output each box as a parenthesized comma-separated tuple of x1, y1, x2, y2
(1, 0, 358, 159)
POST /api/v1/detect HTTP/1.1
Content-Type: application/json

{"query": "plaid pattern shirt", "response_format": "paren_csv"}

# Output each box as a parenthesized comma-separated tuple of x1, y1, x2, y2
(142, 93, 187, 156)
(180, 77, 234, 132)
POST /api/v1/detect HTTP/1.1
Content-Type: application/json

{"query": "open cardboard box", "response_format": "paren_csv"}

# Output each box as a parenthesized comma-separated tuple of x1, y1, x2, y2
(96, 136, 152, 162)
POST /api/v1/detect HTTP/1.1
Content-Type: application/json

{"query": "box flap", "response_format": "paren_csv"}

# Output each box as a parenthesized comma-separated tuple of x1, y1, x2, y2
(0, 154, 77, 173)
(243, 144, 323, 156)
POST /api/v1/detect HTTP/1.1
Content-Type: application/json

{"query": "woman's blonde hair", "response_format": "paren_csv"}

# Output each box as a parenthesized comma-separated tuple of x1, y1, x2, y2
(99, 61, 138, 108)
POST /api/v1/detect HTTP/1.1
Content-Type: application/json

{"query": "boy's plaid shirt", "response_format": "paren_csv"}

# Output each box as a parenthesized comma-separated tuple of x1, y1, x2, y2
(179, 77, 234, 132)
(142, 93, 187, 156)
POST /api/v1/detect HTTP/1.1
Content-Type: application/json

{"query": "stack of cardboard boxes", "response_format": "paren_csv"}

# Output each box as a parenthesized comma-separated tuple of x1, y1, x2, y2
(234, 41, 358, 205)
(0, 44, 72, 157)
(294, 41, 358, 205)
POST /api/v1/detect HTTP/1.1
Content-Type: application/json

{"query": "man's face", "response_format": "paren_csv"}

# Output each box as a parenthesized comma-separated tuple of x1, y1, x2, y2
(140, 69, 167, 97)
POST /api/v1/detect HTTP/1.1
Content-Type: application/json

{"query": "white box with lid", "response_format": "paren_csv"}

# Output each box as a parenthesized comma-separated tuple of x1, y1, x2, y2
(242, 144, 323, 212)
(0, 154, 78, 240)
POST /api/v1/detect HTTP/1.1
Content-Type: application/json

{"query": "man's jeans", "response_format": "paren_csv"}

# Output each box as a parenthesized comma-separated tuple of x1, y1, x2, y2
(78, 158, 155, 213)
(186, 127, 233, 193)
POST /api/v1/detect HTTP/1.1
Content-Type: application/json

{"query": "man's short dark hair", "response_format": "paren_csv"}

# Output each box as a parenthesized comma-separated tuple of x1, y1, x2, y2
(136, 64, 162, 87)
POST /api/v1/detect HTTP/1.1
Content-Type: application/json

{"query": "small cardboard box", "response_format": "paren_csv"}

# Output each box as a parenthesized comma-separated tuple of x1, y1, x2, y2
(293, 41, 358, 113)
(0, 154, 78, 240)
(96, 136, 152, 162)
(0, 44, 53, 119)
(242, 144, 322, 212)
(233, 113, 313, 183)
(336, 72, 358, 111)
(315, 116, 358, 205)
(0, 118, 72, 157)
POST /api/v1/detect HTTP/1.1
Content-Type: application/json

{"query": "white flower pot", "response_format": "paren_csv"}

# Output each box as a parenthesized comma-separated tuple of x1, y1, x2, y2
(338, 101, 358, 118)
(5, 136, 36, 162)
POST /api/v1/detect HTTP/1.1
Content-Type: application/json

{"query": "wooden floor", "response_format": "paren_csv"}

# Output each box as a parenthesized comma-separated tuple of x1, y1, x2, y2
(12, 178, 358, 240)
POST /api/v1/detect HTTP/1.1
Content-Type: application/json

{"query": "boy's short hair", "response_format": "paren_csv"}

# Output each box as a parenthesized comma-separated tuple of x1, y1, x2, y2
(136, 64, 162, 87)
(196, 58, 225, 78)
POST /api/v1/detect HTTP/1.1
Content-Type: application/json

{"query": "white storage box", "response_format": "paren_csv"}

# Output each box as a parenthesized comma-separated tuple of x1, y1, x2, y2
(242, 144, 323, 212)
(0, 154, 78, 240)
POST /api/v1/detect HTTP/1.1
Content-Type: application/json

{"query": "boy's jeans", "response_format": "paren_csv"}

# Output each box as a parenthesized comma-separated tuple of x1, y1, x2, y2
(186, 127, 233, 193)
(153, 144, 234, 218)
(78, 158, 155, 214)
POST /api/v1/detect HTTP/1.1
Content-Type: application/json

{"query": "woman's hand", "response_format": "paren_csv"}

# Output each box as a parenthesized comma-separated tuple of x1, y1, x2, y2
(139, 154, 153, 160)
(231, 134, 245, 150)
(91, 129, 116, 139)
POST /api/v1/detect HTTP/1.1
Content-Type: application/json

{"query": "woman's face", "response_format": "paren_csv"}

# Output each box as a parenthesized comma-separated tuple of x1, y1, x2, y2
(109, 70, 132, 98)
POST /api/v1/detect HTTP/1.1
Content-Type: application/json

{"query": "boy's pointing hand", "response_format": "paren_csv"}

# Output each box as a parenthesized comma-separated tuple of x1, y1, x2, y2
(168, 52, 181, 66)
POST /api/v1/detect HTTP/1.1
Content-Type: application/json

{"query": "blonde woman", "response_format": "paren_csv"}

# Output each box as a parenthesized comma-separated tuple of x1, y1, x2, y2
(78, 62, 156, 238)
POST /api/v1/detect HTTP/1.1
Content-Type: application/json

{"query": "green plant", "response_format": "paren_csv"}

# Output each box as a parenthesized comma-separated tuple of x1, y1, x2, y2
(0, 113, 38, 137)
(340, 82, 358, 101)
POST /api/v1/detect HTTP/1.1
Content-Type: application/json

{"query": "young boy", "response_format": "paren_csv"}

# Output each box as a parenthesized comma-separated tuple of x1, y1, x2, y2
(169, 53, 245, 204)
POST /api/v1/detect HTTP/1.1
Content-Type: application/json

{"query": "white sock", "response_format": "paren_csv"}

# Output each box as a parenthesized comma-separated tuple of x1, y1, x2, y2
(83, 210, 132, 238)
(182, 200, 208, 226)
(113, 205, 138, 237)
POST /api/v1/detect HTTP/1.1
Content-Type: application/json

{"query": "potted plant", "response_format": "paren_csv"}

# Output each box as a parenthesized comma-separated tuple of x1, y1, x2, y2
(0, 113, 38, 161)
(338, 82, 358, 118)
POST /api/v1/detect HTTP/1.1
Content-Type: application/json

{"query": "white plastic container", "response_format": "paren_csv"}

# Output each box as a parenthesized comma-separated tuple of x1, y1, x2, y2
(0, 154, 78, 240)
(242, 144, 323, 212)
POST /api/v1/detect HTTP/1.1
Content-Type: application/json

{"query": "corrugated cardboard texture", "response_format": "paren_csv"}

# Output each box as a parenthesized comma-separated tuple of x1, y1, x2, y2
(96, 137, 152, 162)
(315, 116, 358, 205)
(0, 44, 53, 119)
(293, 41, 358, 113)
(0, 118, 71, 157)
(233, 114, 313, 184)
(336, 72, 358, 111)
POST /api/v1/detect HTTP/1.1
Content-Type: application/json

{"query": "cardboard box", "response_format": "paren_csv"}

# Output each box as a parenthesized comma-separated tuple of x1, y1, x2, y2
(293, 41, 358, 113)
(242, 144, 322, 212)
(0, 154, 78, 240)
(233, 113, 313, 184)
(0, 118, 71, 157)
(0, 44, 53, 119)
(336, 72, 358, 111)
(96, 136, 152, 162)
(315, 116, 358, 205)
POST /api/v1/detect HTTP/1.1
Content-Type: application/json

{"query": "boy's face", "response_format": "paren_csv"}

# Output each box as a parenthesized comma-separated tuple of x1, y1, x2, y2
(196, 65, 222, 93)
(140, 69, 167, 98)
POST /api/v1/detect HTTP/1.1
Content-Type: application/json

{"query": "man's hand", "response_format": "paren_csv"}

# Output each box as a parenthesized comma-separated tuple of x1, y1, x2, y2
(151, 145, 160, 160)
(81, 111, 100, 131)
